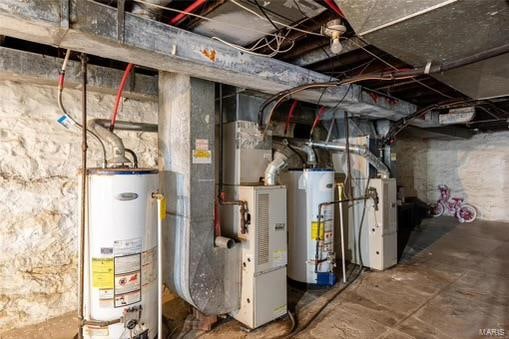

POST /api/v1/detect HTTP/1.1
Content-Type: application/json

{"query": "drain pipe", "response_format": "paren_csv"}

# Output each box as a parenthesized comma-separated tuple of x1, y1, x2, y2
(308, 141, 390, 178)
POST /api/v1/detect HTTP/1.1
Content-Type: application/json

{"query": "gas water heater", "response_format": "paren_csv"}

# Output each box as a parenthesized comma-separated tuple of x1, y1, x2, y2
(281, 169, 336, 287)
(84, 168, 159, 338)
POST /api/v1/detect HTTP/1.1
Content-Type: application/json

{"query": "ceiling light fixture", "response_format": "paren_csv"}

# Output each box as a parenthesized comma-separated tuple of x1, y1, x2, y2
(323, 19, 346, 54)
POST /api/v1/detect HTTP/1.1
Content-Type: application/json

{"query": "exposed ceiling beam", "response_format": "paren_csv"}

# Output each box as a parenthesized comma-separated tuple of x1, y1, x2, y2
(0, 0, 416, 120)
(0, 46, 157, 100)
(292, 37, 367, 67)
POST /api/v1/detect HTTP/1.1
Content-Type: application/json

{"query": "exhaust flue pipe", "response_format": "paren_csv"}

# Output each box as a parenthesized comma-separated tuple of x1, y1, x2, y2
(264, 151, 289, 186)
(87, 119, 130, 166)
(307, 141, 390, 178)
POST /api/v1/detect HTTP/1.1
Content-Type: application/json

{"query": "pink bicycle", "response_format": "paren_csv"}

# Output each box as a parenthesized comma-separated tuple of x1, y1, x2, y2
(431, 185, 477, 223)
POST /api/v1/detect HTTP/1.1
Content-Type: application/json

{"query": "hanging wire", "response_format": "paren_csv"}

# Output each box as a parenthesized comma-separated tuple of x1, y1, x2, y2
(229, 0, 324, 37)
(347, 37, 454, 99)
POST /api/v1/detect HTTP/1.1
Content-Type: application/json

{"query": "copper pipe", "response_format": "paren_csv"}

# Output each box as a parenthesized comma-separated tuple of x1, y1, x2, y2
(78, 52, 88, 339)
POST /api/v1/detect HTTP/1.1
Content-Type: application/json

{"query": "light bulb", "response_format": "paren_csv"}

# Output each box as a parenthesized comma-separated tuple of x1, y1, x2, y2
(330, 38, 343, 54)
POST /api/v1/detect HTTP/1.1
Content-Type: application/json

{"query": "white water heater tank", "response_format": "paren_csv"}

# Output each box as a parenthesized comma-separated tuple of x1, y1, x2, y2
(281, 169, 335, 286)
(84, 168, 158, 338)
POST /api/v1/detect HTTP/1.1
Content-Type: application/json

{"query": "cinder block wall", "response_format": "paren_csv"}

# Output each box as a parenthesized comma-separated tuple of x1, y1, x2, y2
(0, 81, 158, 332)
(394, 132, 509, 221)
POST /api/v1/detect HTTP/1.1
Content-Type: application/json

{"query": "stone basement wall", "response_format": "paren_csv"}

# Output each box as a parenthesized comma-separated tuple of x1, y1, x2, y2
(0, 81, 158, 333)
(394, 131, 509, 221)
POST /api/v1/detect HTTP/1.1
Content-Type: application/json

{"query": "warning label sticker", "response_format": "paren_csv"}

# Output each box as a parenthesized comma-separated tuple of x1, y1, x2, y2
(114, 253, 141, 308)
(311, 221, 325, 240)
(195, 139, 209, 151)
(98, 289, 114, 308)
(113, 238, 142, 256)
(192, 149, 212, 164)
(92, 258, 114, 289)
(115, 272, 140, 294)
(141, 247, 157, 286)
(114, 290, 141, 308)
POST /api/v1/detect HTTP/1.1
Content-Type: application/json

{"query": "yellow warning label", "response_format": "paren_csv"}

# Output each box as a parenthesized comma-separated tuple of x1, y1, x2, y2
(311, 221, 325, 240)
(92, 258, 114, 289)
(192, 150, 212, 164)
(160, 197, 167, 221)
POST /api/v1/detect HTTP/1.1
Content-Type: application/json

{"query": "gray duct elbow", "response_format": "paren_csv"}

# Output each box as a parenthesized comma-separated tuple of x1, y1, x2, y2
(87, 119, 130, 166)
(292, 144, 317, 166)
(264, 152, 289, 186)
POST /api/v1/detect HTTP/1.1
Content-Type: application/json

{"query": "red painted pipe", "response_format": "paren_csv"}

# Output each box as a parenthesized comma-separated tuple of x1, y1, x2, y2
(111, 1, 207, 131)
(110, 63, 134, 131)
(284, 100, 299, 135)
(324, 0, 345, 18)
(311, 106, 327, 133)
(169, 0, 207, 26)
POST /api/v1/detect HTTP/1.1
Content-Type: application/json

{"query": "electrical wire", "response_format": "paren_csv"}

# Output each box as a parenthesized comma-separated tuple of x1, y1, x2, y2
(254, 0, 280, 32)
(309, 84, 352, 137)
(347, 37, 454, 99)
(212, 30, 295, 57)
(230, 0, 324, 37)
(129, 0, 282, 38)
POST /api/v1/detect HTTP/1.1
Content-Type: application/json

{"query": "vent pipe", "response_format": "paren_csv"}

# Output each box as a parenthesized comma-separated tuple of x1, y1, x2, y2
(308, 141, 390, 178)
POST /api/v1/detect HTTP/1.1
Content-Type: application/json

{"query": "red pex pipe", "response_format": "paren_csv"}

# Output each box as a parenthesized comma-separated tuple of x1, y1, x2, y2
(169, 0, 207, 26)
(110, 63, 134, 131)
(284, 100, 299, 135)
(324, 0, 345, 18)
(311, 106, 327, 133)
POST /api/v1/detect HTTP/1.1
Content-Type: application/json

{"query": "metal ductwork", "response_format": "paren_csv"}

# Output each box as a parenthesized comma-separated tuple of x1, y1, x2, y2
(337, 0, 509, 99)
(159, 73, 240, 315)
(264, 151, 289, 186)
(308, 141, 390, 178)
(131, 0, 173, 19)
(87, 119, 130, 165)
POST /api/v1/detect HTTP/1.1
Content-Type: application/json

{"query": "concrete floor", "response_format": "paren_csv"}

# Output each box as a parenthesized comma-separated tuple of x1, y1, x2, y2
(2, 217, 508, 339)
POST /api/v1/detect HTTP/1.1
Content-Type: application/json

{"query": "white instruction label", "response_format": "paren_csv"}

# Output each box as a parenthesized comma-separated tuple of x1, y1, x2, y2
(113, 237, 142, 256)
(273, 250, 287, 267)
(142, 247, 157, 286)
(114, 290, 141, 308)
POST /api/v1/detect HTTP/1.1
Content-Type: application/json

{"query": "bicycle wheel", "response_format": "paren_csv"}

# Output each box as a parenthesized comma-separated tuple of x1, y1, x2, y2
(456, 204, 477, 223)
(431, 203, 444, 217)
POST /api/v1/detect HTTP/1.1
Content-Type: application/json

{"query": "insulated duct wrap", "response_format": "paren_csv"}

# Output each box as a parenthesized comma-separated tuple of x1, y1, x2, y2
(158, 73, 240, 315)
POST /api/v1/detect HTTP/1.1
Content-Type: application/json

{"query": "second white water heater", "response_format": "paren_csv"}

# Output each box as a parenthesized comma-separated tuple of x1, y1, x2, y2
(281, 169, 335, 286)
(84, 168, 159, 338)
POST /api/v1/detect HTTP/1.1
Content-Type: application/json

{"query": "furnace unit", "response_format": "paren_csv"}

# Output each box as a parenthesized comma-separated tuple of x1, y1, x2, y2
(230, 185, 287, 329)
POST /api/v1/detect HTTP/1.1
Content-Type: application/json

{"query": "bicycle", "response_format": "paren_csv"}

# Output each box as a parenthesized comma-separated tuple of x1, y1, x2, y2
(430, 184, 477, 223)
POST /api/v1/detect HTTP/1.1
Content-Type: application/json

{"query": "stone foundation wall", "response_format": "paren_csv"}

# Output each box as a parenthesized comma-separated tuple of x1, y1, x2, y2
(0, 81, 157, 332)
(394, 132, 509, 221)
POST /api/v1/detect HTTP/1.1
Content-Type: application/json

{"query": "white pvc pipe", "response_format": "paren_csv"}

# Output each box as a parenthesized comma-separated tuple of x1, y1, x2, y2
(156, 197, 163, 338)
(338, 184, 347, 283)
